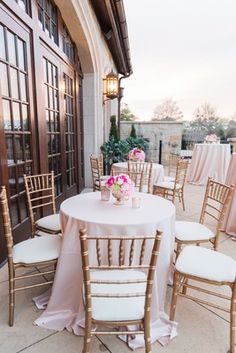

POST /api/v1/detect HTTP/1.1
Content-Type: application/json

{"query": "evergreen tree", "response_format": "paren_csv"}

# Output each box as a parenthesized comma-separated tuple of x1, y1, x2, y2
(120, 103, 137, 121)
(109, 115, 119, 141)
(130, 124, 137, 138)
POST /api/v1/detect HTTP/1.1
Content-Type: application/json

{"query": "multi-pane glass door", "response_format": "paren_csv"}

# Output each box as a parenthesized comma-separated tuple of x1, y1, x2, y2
(63, 70, 77, 196)
(43, 56, 62, 196)
(0, 8, 35, 249)
(41, 46, 78, 204)
(0, 1, 84, 265)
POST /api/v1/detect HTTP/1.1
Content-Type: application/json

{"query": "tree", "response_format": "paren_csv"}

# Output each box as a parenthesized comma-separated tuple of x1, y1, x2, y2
(226, 118, 236, 138)
(152, 98, 183, 121)
(109, 115, 119, 141)
(187, 103, 226, 141)
(130, 124, 137, 138)
(120, 103, 137, 121)
(193, 103, 217, 125)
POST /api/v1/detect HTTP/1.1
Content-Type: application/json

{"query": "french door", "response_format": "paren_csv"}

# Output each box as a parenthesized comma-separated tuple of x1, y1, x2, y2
(39, 44, 79, 207)
(0, 1, 84, 265)
(0, 6, 36, 258)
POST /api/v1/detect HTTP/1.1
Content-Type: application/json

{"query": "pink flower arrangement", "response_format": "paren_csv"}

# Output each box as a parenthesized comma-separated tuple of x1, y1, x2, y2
(204, 134, 219, 143)
(128, 147, 145, 162)
(105, 174, 134, 197)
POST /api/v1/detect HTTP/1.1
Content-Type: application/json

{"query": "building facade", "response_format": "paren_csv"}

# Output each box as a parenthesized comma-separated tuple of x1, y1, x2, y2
(0, 0, 131, 263)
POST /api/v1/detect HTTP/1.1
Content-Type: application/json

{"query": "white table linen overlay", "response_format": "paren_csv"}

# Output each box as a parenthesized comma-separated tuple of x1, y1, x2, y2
(187, 143, 231, 185)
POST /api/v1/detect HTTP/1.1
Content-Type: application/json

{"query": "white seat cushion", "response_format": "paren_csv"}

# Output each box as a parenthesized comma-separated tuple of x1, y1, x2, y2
(89, 270, 147, 321)
(176, 245, 236, 283)
(13, 234, 61, 264)
(154, 181, 181, 190)
(164, 176, 175, 182)
(100, 175, 110, 181)
(36, 214, 61, 232)
(175, 221, 214, 241)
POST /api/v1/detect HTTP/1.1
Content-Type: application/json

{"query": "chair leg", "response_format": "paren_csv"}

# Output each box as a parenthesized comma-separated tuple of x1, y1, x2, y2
(178, 191, 181, 203)
(182, 276, 188, 295)
(83, 311, 92, 353)
(230, 285, 236, 353)
(176, 242, 182, 260)
(9, 277, 15, 326)
(170, 272, 181, 321)
(181, 191, 185, 211)
(143, 317, 152, 353)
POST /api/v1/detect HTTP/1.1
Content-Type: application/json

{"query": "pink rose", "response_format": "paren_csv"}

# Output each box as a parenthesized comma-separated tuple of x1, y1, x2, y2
(106, 176, 115, 188)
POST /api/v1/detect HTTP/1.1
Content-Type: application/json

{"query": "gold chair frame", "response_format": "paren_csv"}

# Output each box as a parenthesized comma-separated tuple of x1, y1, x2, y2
(128, 161, 153, 193)
(90, 154, 106, 191)
(170, 252, 236, 353)
(111, 167, 144, 192)
(24, 171, 59, 235)
(80, 228, 162, 353)
(167, 153, 181, 178)
(0, 186, 58, 326)
(175, 177, 234, 258)
(153, 158, 188, 210)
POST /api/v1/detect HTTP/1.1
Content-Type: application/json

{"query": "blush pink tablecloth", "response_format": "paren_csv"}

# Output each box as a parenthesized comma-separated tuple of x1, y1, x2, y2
(34, 192, 177, 349)
(222, 153, 236, 237)
(187, 143, 231, 185)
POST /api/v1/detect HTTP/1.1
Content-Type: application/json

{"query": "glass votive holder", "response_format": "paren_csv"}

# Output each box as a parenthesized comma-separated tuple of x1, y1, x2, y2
(132, 196, 141, 209)
(101, 187, 110, 201)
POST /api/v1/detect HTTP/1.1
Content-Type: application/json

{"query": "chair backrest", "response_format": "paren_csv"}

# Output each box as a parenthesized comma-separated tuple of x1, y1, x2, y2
(0, 186, 14, 267)
(200, 178, 234, 233)
(79, 228, 162, 321)
(90, 155, 103, 191)
(128, 161, 153, 193)
(111, 168, 144, 192)
(24, 172, 56, 232)
(168, 153, 181, 177)
(90, 154, 104, 175)
(174, 158, 189, 189)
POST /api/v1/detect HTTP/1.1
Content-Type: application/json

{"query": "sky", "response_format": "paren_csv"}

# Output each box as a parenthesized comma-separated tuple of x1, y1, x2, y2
(122, 0, 236, 121)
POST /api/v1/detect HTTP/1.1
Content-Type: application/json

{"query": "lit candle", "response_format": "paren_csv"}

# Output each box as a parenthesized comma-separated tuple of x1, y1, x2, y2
(132, 196, 141, 209)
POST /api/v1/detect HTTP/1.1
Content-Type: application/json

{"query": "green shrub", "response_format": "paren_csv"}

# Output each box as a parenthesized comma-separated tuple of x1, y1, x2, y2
(101, 136, 149, 174)
(125, 136, 149, 153)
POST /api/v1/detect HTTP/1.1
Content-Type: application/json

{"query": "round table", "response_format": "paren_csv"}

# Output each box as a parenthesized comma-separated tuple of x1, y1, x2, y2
(34, 192, 177, 349)
(187, 143, 231, 185)
(112, 161, 164, 184)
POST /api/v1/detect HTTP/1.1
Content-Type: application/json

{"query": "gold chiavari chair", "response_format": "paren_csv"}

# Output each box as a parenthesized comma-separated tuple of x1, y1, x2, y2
(0, 186, 61, 326)
(90, 154, 109, 191)
(153, 158, 188, 211)
(164, 153, 182, 182)
(128, 161, 153, 193)
(175, 178, 234, 258)
(111, 167, 144, 192)
(170, 245, 236, 353)
(79, 228, 162, 353)
(24, 171, 61, 235)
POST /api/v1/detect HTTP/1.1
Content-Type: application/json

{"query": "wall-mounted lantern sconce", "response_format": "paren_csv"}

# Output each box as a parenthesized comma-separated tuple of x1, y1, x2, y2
(103, 71, 119, 104)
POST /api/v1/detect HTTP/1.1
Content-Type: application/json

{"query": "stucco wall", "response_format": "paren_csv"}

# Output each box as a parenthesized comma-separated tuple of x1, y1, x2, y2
(57, 0, 118, 187)
(120, 121, 183, 165)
